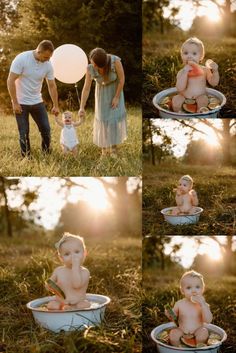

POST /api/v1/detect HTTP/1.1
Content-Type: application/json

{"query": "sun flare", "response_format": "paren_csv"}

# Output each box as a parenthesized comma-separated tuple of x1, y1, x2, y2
(69, 178, 110, 212)
(83, 188, 110, 211)
(198, 2, 222, 23)
(200, 240, 223, 261)
(204, 132, 219, 147)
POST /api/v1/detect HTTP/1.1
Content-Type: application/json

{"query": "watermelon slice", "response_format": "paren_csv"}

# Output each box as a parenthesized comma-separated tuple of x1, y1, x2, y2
(164, 304, 178, 325)
(183, 103, 197, 113)
(46, 279, 65, 299)
(188, 62, 204, 77)
(180, 335, 197, 347)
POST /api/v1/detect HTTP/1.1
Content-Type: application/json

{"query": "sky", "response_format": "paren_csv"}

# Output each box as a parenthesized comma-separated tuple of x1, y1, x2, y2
(6, 177, 140, 230)
(7, 177, 113, 230)
(152, 118, 223, 158)
(163, 0, 224, 31)
(164, 236, 236, 268)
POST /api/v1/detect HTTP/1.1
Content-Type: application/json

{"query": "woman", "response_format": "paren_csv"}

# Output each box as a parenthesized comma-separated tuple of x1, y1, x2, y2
(79, 48, 127, 156)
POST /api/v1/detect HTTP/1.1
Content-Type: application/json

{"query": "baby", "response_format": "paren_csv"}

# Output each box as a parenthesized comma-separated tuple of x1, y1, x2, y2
(172, 175, 198, 215)
(55, 111, 82, 156)
(166, 270, 213, 347)
(46, 232, 90, 310)
(172, 37, 220, 113)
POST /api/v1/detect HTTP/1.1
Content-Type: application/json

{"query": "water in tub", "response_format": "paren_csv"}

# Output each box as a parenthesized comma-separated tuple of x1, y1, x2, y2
(37, 300, 101, 311)
(157, 328, 222, 348)
(159, 94, 221, 114)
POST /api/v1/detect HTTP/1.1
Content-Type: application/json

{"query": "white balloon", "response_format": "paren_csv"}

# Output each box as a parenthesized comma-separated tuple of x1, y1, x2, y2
(51, 44, 88, 84)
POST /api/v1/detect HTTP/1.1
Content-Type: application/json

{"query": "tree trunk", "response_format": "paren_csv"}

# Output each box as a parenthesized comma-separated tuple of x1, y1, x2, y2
(148, 118, 155, 165)
(0, 177, 12, 237)
(222, 0, 232, 35)
(221, 119, 232, 165)
(224, 236, 233, 274)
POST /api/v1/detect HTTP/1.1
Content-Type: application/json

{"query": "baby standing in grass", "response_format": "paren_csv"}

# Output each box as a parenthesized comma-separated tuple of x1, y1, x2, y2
(55, 111, 82, 156)
(79, 48, 127, 157)
(46, 233, 90, 310)
(172, 37, 220, 113)
(165, 270, 212, 347)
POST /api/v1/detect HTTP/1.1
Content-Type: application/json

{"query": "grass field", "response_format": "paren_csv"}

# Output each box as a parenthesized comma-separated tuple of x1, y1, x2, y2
(0, 107, 141, 176)
(0, 233, 141, 353)
(143, 162, 236, 235)
(143, 33, 236, 118)
(142, 267, 236, 353)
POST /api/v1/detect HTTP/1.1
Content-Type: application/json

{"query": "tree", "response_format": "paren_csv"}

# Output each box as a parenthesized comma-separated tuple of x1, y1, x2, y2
(0, 0, 19, 32)
(0, 177, 13, 236)
(183, 139, 222, 165)
(193, 236, 236, 274)
(143, 235, 181, 269)
(143, 118, 173, 165)
(57, 177, 141, 238)
(11, 0, 141, 104)
(192, 0, 236, 35)
(96, 177, 142, 236)
(176, 119, 236, 166)
(0, 177, 47, 236)
(143, 0, 179, 34)
(190, 16, 224, 37)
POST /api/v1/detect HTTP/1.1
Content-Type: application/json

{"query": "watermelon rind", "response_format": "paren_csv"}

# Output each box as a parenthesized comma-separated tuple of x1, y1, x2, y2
(46, 278, 66, 299)
(180, 336, 197, 347)
(182, 103, 197, 113)
(164, 304, 178, 325)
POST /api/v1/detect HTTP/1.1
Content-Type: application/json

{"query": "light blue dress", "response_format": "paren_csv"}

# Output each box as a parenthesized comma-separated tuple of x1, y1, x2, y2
(88, 55, 127, 148)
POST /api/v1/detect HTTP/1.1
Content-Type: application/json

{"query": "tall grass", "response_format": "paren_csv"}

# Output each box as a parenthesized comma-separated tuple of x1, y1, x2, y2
(0, 233, 141, 353)
(142, 268, 236, 353)
(143, 162, 236, 235)
(0, 107, 142, 176)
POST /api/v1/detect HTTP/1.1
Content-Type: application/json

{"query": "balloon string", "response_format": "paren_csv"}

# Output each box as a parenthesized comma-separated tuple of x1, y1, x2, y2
(74, 83, 81, 107)
(66, 91, 73, 111)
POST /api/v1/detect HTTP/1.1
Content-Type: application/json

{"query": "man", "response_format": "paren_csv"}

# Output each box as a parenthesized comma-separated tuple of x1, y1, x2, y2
(7, 40, 59, 157)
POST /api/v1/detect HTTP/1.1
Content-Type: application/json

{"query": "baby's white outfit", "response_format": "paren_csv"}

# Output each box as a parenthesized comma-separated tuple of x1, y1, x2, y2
(60, 124, 79, 150)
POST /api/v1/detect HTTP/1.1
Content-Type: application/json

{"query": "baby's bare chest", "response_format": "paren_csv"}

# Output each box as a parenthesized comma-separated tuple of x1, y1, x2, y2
(179, 303, 201, 320)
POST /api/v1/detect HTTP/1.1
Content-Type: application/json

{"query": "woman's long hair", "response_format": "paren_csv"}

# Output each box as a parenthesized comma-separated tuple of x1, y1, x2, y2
(89, 48, 111, 77)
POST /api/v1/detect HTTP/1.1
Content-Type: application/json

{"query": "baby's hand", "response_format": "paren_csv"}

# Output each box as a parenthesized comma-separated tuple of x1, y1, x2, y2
(174, 186, 182, 196)
(191, 295, 205, 305)
(190, 189, 197, 197)
(205, 59, 218, 72)
(183, 64, 193, 73)
(72, 254, 81, 267)
(164, 308, 173, 321)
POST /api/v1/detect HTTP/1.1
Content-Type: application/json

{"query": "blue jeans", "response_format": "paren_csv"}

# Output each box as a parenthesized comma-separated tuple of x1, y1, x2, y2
(15, 103, 51, 156)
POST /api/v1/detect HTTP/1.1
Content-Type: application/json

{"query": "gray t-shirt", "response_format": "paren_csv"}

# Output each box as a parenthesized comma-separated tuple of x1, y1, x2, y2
(10, 50, 54, 105)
